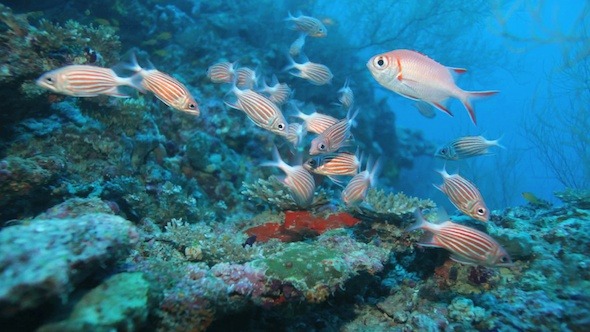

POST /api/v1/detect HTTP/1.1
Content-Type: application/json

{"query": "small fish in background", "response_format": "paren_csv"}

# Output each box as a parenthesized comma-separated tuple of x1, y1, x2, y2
(286, 122, 307, 150)
(341, 156, 382, 206)
(235, 67, 258, 89)
(242, 235, 257, 248)
(434, 167, 489, 222)
(207, 61, 236, 83)
(304, 151, 360, 184)
(407, 209, 513, 267)
(337, 78, 354, 110)
(413, 101, 436, 118)
(259, 75, 292, 105)
(366, 49, 498, 125)
(36, 65, 138, 98)
(262, 146, 316, 208)
(309, 108, 358, 155)
(289, 33, 307, 57)
(521, 192, 551, 208)
(224, 82, 289, 137)
(284, 54, 333, 86)
(118, 52, 200, 115)
(435, 135, 504, 160)
(285, 12, 327, 38)
(290, 103, 338, 134)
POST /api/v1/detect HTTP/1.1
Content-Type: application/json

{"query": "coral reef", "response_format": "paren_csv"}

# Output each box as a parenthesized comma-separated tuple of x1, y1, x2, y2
(37, 272, 150, 332)
(0, 212, 138, 317)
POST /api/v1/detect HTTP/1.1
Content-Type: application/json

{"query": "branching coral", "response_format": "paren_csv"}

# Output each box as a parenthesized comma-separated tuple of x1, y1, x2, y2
(241, 177, 331, 211)
(354, 189, 436, 223)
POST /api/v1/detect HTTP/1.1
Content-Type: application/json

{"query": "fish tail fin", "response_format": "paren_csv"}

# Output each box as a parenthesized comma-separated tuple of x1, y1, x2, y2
(347, 107, 360, 128)
(405, 209, 428, 233)
(260, 145, 288, 171)
(282, 53, 297, 73)
(490, 134, 506, 150)
(461, 90, 499, 126)
(369, 156, 383, 187)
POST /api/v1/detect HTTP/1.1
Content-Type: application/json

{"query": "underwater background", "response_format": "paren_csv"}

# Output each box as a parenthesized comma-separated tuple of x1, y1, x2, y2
(0, 0, 588, 331)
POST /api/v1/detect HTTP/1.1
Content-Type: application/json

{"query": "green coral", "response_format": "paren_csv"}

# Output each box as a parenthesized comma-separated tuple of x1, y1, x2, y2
(241, 177, 331, 211)
(253, 242, 349, 296)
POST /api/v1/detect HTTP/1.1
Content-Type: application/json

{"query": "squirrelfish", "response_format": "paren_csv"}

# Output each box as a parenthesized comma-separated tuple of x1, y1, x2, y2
(341, 156, 381, 206)
(435, 135, 504, 160)
(291, 105, 338, 134)
(262, 146, 315, 208)
(207, 61, 236, 84)
(434, 167, 489, 222)
(309, 108, 358, 155)
(121, 53, 199, 115)
(36, 65, 137, 98)
(367, 49, 498, 125)
(260, 75, 291, 105)
(289, 33, 307, 57)
(284, 55, 333, 86)
(406, 209, 513, 267)
(304, 152, 360, 179)
(285, 12, 327, 38)
(224, 83, 288, 137)
(338, 78, 354, 109)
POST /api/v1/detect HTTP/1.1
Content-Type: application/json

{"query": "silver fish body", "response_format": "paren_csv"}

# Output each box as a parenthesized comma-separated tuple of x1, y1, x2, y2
(36, 65, 135, 98)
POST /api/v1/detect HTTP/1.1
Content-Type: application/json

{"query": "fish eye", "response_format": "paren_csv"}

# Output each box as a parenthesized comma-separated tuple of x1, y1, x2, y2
(441, 148, 447, 154)
(318, 143, 326, 151)
(477, 208, 486, 215)
(277, 123, 285, 130)
(375, 56, 387, 68)
(189, 103, 196, 109)
(45, 77, 54, 84)
(500, 256, 508, 263)
(308, 159, 316, 166)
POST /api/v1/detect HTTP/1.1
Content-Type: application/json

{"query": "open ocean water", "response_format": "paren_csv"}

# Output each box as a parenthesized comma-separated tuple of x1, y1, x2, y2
(0, 1, 588, 331)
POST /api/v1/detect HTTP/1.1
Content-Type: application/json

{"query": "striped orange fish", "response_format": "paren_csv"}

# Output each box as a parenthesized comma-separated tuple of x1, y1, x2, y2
(337, 78, 354, 109)
(36, 65, 137, 98)
(260, 75, 291, 105)
(285, 12, 327, 38)
(367, 49, 498, 125)
(262, 146, 315, 208)
(207, 61, 236, 83)
(236, 67, 258, 89)
(435, 135, 504, 160)
(291, 105, 338, 134)
(123, 54, 199, 115)
(285, 55, 333, 86)
(341, 156, 381, 206)
(225, 84, 288, 137)
(309, 108, 358, 155)
(406, 209, 513, 267)
(304, 152, 359, 178)
(434, 167, 489, 222)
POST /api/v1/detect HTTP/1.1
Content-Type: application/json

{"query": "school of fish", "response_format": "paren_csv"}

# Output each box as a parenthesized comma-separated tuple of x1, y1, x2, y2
(35, 11, 511, 268)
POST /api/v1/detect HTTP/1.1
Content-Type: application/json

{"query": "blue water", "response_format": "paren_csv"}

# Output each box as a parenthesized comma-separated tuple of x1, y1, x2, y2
(0, 1, 588, 331)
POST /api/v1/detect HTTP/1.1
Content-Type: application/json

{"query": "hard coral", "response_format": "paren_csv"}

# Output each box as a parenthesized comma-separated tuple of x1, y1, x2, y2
(358, 189, 436, 223)
(241, 177, 331, 211)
